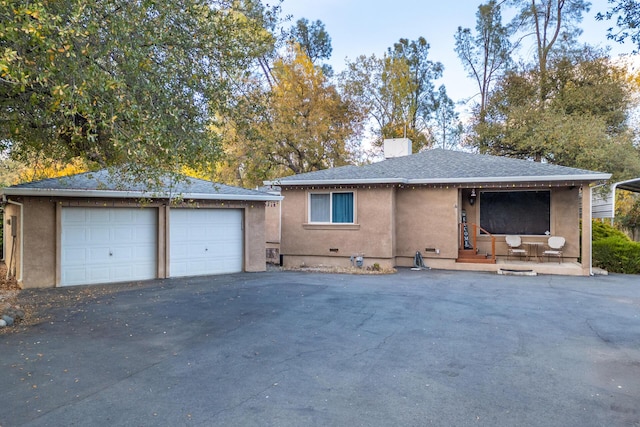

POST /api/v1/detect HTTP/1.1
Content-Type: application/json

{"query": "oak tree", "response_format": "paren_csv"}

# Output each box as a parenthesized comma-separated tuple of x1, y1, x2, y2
(0, 0, 275, 182)
(476, 48, 640, 181)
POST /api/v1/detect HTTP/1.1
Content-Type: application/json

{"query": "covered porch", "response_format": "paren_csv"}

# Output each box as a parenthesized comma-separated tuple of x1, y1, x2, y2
(454, 183, 596, 276)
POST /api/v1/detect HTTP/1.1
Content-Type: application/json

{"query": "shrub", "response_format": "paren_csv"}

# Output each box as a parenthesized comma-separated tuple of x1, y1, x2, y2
(593, 236, 640, 274)
(592, 220, 629, 241)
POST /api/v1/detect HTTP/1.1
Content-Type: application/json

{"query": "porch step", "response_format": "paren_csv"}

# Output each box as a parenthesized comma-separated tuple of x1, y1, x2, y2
(456, 249, 496, 264)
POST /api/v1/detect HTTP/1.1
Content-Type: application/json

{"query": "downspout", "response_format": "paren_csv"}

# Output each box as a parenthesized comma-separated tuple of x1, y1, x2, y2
(6, 198, 24, 283)
(0, 205, 3, 262)
(278, 198, 282, 247)
(587, 186, 593, 276)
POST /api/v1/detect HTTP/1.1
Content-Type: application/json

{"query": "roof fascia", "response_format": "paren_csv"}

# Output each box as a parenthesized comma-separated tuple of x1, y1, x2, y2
(0, 187, 283, 201)
(264, 178, 407, 186)
(409, 174, 611, 184)
(268, 173, 611, 187)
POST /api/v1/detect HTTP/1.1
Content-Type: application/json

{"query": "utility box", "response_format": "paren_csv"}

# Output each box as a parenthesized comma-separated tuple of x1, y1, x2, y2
(10, 215, 17, 237)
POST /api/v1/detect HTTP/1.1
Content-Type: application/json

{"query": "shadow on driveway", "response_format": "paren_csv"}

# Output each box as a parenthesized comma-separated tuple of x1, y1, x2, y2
(1, 269, 639, 426)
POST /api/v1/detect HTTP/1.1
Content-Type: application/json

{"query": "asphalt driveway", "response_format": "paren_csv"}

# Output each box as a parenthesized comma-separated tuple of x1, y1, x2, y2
(1, 269, 639, 427)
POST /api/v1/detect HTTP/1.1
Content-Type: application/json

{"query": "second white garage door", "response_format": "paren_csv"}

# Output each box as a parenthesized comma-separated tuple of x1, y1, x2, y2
(169, 209, 243, 277)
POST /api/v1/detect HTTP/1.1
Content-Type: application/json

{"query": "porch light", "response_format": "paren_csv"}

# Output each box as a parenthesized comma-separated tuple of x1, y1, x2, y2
(468, 188, 477, 205)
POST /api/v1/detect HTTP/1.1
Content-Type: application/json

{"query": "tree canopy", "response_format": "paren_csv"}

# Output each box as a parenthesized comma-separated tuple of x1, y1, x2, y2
(476, 48, 640, 180)
(597, 0, 640, 51)
(0, 0, 275, 181)
(340, 37, 445, 152)
(215, 43, 363, 187)
(455, 0, 513, 118)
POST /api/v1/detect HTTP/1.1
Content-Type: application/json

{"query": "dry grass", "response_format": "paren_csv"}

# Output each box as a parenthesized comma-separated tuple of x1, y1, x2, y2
(0, 263, 20, 292)
(0, 263, 20, 307)
(0, 263, 137, 333)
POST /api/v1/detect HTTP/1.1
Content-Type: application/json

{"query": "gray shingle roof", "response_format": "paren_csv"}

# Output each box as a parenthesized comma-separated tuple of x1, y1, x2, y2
(2, 169, 281, 201)
(270, 149, 610, 185)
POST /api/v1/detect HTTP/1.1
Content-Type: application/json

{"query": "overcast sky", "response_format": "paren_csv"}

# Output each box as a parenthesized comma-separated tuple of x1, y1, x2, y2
(279, 0, 636, 114)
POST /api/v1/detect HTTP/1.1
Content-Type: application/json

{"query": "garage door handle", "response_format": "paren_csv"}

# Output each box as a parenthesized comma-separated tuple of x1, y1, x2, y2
(109, 251, 113, 256)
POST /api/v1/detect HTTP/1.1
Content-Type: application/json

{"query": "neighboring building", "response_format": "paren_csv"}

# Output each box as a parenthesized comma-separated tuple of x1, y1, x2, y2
(1, 170, 282, 288)
(265, 141, 611, 276)
(592, 179, 640, 220)
(592, 178, 640, 241)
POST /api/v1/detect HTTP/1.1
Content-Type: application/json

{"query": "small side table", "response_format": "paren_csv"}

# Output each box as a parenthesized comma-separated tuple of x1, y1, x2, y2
(523, 242, 543, 262)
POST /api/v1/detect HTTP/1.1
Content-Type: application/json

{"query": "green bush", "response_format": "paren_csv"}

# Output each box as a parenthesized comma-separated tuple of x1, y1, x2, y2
(592, 220, 629, 241)
(593, 236, 640, 274)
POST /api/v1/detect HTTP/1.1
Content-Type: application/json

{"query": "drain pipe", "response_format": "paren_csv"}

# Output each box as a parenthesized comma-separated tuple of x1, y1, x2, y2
(5, 198, 24, 284)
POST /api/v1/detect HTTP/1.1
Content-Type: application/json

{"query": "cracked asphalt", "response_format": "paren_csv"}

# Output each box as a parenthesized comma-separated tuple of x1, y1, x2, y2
(1, 269, 639, 426)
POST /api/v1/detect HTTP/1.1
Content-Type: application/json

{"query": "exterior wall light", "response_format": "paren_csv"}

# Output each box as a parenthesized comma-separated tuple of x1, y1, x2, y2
(468, 188, 477, 205)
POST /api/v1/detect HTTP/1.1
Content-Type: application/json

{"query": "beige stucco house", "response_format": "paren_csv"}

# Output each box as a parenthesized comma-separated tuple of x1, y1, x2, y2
(1, 170, 282, 288)
(265, 143, 611, 276)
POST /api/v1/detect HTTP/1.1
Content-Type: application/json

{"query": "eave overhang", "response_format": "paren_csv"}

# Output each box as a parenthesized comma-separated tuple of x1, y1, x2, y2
(266, 173, 611, 187)
(0, 187, 283, 202)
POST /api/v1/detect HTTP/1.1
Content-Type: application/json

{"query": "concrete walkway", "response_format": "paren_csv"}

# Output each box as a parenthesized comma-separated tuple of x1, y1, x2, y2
(1, 269, 639, 426)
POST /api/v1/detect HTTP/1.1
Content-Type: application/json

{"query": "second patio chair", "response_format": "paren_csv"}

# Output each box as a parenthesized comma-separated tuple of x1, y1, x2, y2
(543, 236, 565, 263)
(505, 235, 527, 260)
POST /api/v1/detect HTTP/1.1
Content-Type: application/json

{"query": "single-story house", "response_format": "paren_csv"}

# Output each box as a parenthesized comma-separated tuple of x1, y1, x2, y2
(265, 140, 611, 276)
(1, 170, 282, 288)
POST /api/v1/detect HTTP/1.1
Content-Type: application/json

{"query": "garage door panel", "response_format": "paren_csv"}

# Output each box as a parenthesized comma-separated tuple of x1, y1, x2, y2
(65, 268, 88, 284)
(135, 226, 155, 240)
(65, 226, 85, 239)
(170, 209, 243, 277)
(113, 227, 133, 240)
(111, 247, 131, 260)
(88, 247, 110, 263)
(89, 209, 111, 222)
(112, 209, 132, 222)
(63, 248, 87, 265)
(61, 207, 157, 286)
(88, 266, 110, 281)
(171, 243, 188, 258)
(89, 227, 110, 242)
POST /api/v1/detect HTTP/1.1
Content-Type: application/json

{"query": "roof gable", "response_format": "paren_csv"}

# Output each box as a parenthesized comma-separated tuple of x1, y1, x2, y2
(269, 149, 611, 185)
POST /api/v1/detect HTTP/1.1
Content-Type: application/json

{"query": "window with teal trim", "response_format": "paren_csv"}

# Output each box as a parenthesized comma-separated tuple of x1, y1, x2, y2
(309, 192, 354, 223)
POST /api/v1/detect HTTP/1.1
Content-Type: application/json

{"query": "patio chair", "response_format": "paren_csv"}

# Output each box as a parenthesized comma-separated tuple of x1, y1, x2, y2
(505, 235, 527, 260)
(543, 236, 565, 263)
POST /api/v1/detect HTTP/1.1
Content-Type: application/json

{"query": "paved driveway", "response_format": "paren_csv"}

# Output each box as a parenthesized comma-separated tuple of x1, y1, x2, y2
(1, 269, 639, 427)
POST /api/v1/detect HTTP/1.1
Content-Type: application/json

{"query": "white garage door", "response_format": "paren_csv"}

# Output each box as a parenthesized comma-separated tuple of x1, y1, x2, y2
(61, 208, 157, 286)
(170, 209, 243, 277)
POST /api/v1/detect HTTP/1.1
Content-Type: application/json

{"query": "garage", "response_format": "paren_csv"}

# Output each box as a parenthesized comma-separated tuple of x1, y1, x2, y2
(169, 209, 243, 277)
(61, 207, 157, 286)
(1, 169, 281, 288)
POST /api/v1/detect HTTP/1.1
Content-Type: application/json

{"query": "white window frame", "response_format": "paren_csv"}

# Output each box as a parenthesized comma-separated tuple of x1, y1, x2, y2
(308, 191, 355, 224)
